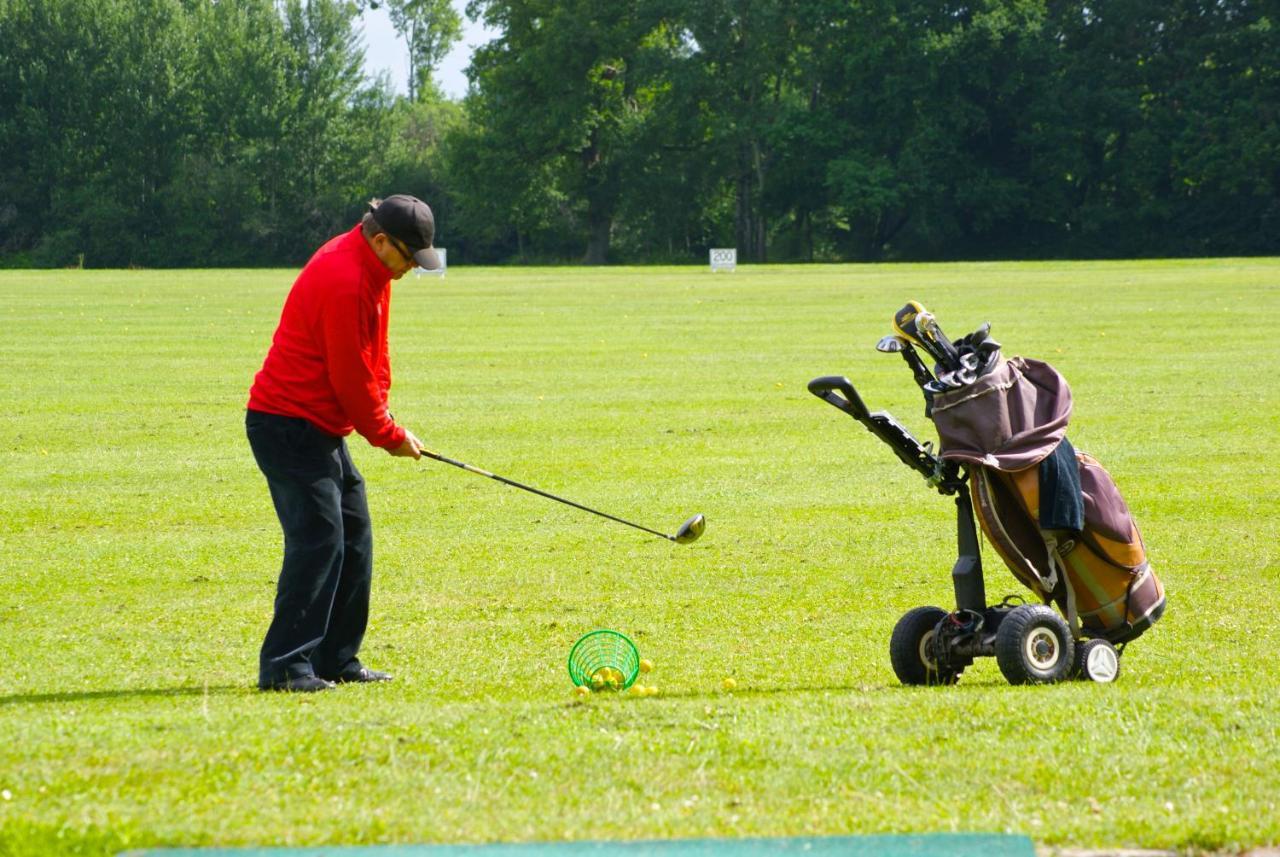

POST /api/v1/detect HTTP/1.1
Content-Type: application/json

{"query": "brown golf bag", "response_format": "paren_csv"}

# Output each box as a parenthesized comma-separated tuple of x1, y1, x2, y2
(930, 356, 1165, 644)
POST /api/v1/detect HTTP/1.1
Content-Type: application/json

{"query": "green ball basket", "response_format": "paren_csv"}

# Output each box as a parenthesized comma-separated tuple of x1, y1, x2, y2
(568, 629, 640, 691)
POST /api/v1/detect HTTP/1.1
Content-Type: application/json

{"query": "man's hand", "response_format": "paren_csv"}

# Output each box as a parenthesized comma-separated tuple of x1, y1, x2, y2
(388, 429, 425, 459)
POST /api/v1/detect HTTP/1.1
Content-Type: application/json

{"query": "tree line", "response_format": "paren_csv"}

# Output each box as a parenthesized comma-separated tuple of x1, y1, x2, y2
(1, 0, 1275, 267)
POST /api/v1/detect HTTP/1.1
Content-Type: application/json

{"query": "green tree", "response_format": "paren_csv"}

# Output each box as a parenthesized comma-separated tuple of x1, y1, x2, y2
(810, 0, 1062, 260)
(608, 18, 733, 261)
(0, 0, 197, 266)
(164, 0, 292, 264)
(461, 0, 668, 263)
(268, 0, 373, 258)
(0, 0, 395, 267)
(1049, 0, 1279, 257)
(386, 0, 463, 101)
(664, 0, 807, 262)
(3, 0, 1276, 266)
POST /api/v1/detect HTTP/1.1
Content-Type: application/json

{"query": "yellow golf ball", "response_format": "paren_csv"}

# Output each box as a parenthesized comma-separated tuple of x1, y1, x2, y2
(722, 677, 737, 691)
(628, 684, 645, 697)
(575, 685, 591, 698)
(639, 659, 654, 674)
(643, 685, 659, 697)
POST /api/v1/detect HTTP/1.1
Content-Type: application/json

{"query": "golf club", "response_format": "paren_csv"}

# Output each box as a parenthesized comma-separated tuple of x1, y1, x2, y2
(893, 301, 955, 369)
(877, 334, 937, 390)
(418, 448, 705, 544)
(875, 334, 906, 353)
(915, 310, 962, 370)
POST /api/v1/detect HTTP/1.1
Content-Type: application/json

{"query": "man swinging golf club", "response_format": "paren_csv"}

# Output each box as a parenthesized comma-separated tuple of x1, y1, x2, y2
(245, 194, 437, 692)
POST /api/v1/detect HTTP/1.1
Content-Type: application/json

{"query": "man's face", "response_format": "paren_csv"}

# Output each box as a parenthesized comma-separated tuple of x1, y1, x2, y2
(374, 233, 418, 279)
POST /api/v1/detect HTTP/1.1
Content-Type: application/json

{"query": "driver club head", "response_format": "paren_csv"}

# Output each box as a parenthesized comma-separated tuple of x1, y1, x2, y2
(876, 335, 906, 353)
(673, 513, 706, 544)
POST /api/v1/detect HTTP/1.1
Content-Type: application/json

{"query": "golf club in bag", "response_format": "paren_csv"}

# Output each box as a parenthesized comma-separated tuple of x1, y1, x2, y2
(809, 303, 1165, 685)
(418, 448, 705, 545)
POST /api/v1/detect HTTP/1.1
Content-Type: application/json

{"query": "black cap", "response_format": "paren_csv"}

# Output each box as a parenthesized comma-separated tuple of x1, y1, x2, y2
(369, 194, 441, 270)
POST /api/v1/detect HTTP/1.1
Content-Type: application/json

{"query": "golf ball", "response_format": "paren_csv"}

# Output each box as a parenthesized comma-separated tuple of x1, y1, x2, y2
(639, 659, 654, 673)
(722, 677, 737, 691)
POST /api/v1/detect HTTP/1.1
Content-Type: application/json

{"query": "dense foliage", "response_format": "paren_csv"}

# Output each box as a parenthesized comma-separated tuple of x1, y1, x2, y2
(0, 0, 1275, 266)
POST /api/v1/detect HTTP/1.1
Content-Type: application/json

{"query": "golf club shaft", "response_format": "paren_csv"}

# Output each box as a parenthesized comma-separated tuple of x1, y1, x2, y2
(419, 449, 675, 541)
(899, 342, 937, 389)
(917, 312, 961, 370)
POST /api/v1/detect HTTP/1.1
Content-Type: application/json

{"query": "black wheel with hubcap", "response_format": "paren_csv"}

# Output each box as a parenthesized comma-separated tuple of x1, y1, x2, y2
(1073, 638, 1121, 683)
(994, 604, 1075, 685)
(889, 606, 961, 686)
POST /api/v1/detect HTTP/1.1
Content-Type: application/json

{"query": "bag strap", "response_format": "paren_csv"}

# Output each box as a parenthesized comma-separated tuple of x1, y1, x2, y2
(1043, 534, 1080, 639)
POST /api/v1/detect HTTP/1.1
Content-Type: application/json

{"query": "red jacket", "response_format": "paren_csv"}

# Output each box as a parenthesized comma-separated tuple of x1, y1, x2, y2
(248, 225, 407, 449)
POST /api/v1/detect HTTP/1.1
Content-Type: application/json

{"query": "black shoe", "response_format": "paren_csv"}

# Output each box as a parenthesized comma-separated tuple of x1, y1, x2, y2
(259, 675, 335, 693)
(328, 666, 392, 684)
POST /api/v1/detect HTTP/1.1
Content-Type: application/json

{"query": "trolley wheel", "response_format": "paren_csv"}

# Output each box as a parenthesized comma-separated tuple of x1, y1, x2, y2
(1073, 638, 1121, 683)
(994, 604, 1075, 685)
(890, 606, 961, 686)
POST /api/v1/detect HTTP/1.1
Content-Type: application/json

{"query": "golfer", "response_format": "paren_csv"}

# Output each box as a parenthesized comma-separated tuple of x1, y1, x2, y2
(245, 195, 438, 692)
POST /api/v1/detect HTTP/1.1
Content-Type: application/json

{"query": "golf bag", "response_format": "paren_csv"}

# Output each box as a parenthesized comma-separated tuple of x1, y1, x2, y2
(929, 355, 1165, 644)
(809, 302, 1165, 685)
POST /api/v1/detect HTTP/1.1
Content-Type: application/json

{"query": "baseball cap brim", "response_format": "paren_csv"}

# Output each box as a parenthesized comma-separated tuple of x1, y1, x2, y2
(413, 246, 441, 270)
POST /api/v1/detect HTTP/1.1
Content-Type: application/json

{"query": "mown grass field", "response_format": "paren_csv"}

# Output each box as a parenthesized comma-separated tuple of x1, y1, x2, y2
(1, 260, 1277, 856)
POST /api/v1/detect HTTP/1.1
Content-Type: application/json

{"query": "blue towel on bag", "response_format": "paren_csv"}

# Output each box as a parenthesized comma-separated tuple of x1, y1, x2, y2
(1038, 437, 1084, 531)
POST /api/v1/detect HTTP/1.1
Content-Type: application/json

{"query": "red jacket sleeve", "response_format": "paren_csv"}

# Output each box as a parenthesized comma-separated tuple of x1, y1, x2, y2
(321, 286, 405, 449)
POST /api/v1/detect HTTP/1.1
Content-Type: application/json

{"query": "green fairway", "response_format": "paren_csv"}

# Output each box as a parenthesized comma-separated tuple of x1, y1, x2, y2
(1, 261, 1277, 855)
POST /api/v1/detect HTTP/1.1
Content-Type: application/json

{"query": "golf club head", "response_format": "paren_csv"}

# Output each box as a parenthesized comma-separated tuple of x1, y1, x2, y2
(965, 322, 993, 347)
(896, 303, 960, 370)
(876, 335, 906, 353)
(892, 301, 927, 344)
(674, 513, 706, 544)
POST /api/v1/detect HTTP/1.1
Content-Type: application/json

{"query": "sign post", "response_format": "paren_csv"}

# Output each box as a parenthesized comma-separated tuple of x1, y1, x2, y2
(709, 248, 737, 272)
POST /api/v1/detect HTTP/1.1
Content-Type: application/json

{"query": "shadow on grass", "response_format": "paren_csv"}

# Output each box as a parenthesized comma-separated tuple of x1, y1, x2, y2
(0, 684, 245, 707)
(557, 678, 1014, 707)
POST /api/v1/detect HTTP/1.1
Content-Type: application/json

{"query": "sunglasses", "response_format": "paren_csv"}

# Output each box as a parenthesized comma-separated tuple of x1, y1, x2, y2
(385, 234, 416, 264)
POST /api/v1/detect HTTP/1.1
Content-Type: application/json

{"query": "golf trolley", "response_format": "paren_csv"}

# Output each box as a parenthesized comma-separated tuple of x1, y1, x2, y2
(809, 303, 1164, 686)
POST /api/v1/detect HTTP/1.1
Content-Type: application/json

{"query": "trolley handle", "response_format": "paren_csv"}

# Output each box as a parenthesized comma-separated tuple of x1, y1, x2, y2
(808, 374, 962, 495)
(807, 375, 871, 420)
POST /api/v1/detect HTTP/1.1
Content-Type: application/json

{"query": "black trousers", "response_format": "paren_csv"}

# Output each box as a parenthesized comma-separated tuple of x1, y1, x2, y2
(245, 410, 373, 686)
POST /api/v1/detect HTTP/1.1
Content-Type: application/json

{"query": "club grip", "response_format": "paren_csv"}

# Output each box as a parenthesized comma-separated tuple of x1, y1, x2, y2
(807, 375, 871, 420)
